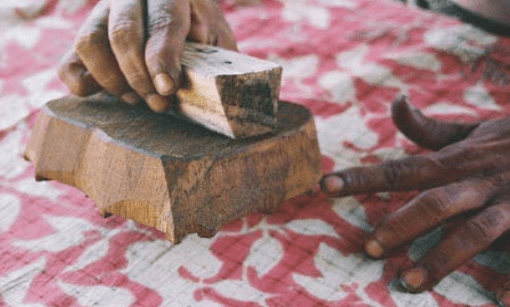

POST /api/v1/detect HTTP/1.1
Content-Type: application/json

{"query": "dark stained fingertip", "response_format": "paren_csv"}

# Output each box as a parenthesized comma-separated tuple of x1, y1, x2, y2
(400, 267, 428, 293)
(391, 93, 409, 112)
(365, 239, 384, 258)
(320, 175, 344, 196)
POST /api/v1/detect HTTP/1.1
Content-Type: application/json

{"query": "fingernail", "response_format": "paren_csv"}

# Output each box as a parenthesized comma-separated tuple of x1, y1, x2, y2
(365, 239, 384, 258)
(154, 73, 175, 96)
(147, 94, 171, 113)
(496, 289, 510, 307)
(120, 92, 139, 105)
(400, 267, 427, 292)
(321, 175, 344, 195)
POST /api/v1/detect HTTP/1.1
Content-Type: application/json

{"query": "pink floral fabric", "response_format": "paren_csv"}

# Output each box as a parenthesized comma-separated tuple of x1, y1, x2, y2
(1, 0, 510, 306)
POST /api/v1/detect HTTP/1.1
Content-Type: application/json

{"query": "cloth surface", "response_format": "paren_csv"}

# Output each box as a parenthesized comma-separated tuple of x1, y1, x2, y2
(1, 0, 510, 306)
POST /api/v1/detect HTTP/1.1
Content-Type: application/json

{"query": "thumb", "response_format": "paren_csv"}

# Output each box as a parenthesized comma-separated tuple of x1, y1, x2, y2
(391, 95, 479, 150)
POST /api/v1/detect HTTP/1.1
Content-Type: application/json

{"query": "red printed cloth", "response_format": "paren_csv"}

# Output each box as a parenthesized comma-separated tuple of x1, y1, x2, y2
(1, 0, 510, 306)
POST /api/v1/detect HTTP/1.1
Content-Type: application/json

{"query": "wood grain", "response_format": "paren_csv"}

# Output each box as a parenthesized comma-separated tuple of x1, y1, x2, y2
(171, 42, 282, 139)
(25, 93, 322, 243)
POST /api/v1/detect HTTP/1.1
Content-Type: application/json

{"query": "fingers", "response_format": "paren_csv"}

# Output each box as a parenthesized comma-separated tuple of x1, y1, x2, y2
(364, 179, 493, 258)
(108, 0, 170, 112)
(145, 0, 191, 100)
(188, 0, 238, 51)
(321, 155, 448, 197)
(74, 0, 133, 99)
(57, 50, 102, 96)
(400, 202, 510, 293)
(392, 95, 479, 150)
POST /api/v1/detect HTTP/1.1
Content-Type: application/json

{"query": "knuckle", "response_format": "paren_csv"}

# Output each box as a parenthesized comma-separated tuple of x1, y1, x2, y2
(149, 15, 174, 33)
(439, 143, 483, 172)
(148, 15, 185, 36)
(381, 160, 406, 190)
(421, 190, 451, 216)
(75, 30, 107, 54)
(57, 64, 87, 96)
(109, 21, 138, 47)
(465, 210, 503, 244)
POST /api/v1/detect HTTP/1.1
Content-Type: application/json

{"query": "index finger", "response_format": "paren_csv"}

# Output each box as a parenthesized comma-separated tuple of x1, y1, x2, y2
(108, 0, 171, 112)
(321, 155, 448, 197)
(145, 0, 191, 97)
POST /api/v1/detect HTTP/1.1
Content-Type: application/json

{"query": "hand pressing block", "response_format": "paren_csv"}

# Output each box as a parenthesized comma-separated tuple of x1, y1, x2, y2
(170, 42, 282, 139)
(24, 45, 322, 243)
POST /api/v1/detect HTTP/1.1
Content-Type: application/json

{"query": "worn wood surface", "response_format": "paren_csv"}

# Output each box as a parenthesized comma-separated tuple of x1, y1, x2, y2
(25, 93, 322, 243)
(171, 42, 282, 139)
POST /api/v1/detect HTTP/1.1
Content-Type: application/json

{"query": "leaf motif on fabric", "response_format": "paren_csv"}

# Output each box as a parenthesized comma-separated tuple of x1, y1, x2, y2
(55, 0, 90, 13)
(318, 0, 358, 8)
(22, 69, 58, 94)
(0, 128, 30, 179)
(281, 4, 331, 29)
(388, 280, 438, 307)
(0, 94, 30, 130)
(331, 198, 373, 232)
(35, 16, 74, 29)
(0, 193, 21, 232)
(337, 44, 405, 88)
(2, 25, 41, 49)
(209, 279, 271, 305)
(278, 54, 320, 83)
(64, 240, 110, 273)
(293, 243, 383, 301)
(464, 83, 501, 111)
(14, 215, 95, 252)
(315, 106, 379, 153)
(286, 219, 340, 238)
(424, 25, 496, 62)
(434, 272, 493, 306)
(121, 235, 221, 305)
(318, 71, 356, 104)
(384, 51, 441, 71)
(13, 178, 65, 202)
(245, 234, 284, 276)
(0, 257, 47, 307)
(176, 235, 222, 280)
(57, 281, 136, 307)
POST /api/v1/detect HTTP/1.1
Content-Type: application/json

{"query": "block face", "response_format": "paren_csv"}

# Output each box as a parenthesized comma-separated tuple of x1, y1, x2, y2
(25, 93, 322, 243)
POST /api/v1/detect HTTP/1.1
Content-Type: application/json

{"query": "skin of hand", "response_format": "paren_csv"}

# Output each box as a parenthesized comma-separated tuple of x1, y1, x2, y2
(321, 95, 510, 305)
(57, 0, 237, 112)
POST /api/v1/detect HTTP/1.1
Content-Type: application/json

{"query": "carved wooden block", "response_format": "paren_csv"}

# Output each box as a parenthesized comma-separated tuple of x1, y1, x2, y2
(173, 42, 282, 138)
(24, 93, 322, 243)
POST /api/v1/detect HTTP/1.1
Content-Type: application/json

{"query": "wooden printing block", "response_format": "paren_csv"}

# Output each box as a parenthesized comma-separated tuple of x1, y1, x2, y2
(24, 93, 322, 243)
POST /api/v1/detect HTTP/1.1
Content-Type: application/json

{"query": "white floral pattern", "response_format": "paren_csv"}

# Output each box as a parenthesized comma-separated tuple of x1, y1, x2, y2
(0, 0, 509, 306)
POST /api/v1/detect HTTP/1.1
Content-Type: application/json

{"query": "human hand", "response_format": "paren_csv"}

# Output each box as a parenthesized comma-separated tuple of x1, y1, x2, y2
(58, 0, 237, 112)
(321, 95, 510, 305)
